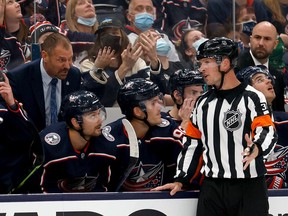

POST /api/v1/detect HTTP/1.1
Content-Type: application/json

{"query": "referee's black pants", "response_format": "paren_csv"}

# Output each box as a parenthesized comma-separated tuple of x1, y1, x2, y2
(196, 176, 269, 216)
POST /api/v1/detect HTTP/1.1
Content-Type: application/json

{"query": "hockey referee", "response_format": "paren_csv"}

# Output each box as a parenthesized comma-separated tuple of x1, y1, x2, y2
(153, 37, 277, 216)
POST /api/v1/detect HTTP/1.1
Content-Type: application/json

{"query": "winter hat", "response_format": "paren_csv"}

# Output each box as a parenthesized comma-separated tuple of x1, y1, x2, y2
(29, 21, 59, 43)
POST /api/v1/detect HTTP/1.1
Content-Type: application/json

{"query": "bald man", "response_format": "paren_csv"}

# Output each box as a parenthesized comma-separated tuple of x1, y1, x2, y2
(237, 21, 285, 111)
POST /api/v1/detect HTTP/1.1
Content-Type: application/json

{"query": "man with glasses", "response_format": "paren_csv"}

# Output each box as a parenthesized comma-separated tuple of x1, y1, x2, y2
(39, 90, 117, 193)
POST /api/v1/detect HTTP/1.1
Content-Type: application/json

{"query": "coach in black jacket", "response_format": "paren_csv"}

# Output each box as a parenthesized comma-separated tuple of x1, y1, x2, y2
(7, 33, 81, 131)
(0, 73, 43, 193)
(236, 21, 285, 111)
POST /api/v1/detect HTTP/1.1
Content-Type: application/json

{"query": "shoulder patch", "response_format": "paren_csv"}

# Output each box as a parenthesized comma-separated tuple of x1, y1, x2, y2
(44, 132, 61, 145)
(157, 118, 170, 127)
(102, 126, 115, 141)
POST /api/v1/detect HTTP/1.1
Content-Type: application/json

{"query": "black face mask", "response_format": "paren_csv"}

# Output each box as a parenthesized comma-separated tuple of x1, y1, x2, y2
(100, 34, 122, 53)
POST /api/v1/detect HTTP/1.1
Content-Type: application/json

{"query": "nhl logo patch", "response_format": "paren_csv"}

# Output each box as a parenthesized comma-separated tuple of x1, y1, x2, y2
(223, 109, 242, 132)
(44, 132, 61, 145)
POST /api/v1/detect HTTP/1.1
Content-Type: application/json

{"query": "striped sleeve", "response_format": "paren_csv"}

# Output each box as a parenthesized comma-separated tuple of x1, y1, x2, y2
(174, 121, 203, 185)
(251, 115, 277, 159)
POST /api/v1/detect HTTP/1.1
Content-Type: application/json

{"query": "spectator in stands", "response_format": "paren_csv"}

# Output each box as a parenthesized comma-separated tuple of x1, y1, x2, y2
(237, 21, 286, 111)
(234, 5, 257, 51)
(0, 0, 26, 71)
(136, 29, 183, 95)
(237, 65, 288, 189)
(159, 0, 207, 42)
(7, 32, 82, 132)
(29, 21, 60, 60)
(39, 90, 117, 193)
(0, 72, 43, 194)
(4, 0, 31, 61)
(98, 78, 185, 191)
(125, 0, 180, 63)
(178, 29, 207, 69)
(80, 18, 148, 107)
(62, 0, 98, 67)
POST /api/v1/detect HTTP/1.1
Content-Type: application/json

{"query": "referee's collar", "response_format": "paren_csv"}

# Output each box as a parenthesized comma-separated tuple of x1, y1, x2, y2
(213, 82, 247, 103)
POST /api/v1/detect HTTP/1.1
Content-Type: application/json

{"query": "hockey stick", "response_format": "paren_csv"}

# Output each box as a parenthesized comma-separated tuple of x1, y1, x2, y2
(115, 118, 139, 192)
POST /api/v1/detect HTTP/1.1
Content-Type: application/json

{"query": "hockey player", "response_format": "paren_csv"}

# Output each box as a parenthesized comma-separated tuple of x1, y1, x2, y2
(40, 90, 117, 193)
(237, 65, 288, 189)
(153, 37, 277, 216)
(167, 69, 206, 129)
(0, 72, 43, 194)
(100, 78, 185, 191)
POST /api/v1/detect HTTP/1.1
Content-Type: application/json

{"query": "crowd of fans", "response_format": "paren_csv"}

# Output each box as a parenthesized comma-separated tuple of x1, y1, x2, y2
(1, 0, 288, 199)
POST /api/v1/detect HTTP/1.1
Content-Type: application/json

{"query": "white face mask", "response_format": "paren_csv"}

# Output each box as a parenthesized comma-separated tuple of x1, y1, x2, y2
(77, 16, 97, 26)
(192, 37, 208, 51)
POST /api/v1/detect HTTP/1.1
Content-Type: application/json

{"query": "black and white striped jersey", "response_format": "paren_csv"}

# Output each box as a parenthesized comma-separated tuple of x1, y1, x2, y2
(175, 83, 278, 185)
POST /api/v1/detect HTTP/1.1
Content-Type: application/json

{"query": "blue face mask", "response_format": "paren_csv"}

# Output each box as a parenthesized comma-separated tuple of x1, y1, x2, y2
(77, 16, 97, 26)
(156, 38, 171, 56)
(238, 20, 257, 36)
(134, 12, 154, 32)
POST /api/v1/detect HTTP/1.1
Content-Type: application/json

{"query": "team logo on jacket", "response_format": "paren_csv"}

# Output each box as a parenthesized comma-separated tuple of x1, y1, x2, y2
(122, 161, 164, 191)
(0, 49, 11, 69)
(265, 144, 288, 188)
(173, 18, 203, 40)
(157, 118, 170, 127)
(44, 132, 61, 145)
(223, 109, 242, 132)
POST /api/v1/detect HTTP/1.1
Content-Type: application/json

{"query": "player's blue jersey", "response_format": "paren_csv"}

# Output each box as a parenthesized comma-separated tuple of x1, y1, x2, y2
(98, 114, 185, 191)
(40, 122, 117, 193)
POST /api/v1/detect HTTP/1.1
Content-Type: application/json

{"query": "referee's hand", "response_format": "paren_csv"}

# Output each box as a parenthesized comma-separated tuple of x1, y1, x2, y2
(151, 182, 183, 196)
(242, 133, 259, 170)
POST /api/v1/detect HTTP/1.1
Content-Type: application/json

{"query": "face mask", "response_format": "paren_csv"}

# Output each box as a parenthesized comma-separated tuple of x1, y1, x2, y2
(192, 37, 208, 51)
(237, 20, 257, 36)
(134, 12, 154, 32)
(77, 16, 97, 26)
(156, 38, 171, 56)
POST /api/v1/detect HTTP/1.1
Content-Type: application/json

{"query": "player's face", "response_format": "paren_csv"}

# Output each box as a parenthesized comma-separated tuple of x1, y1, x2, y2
(81, 109, 106, 137)
(183, 85, 204, 101)
(42, 44, 73, 80)
(198, 57, 222, 87)
(143, 95, 164, 125)
(251, 73, 276, 105)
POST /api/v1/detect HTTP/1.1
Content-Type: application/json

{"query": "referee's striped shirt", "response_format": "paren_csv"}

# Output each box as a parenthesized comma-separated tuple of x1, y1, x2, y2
(175, 83, 278, 184)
